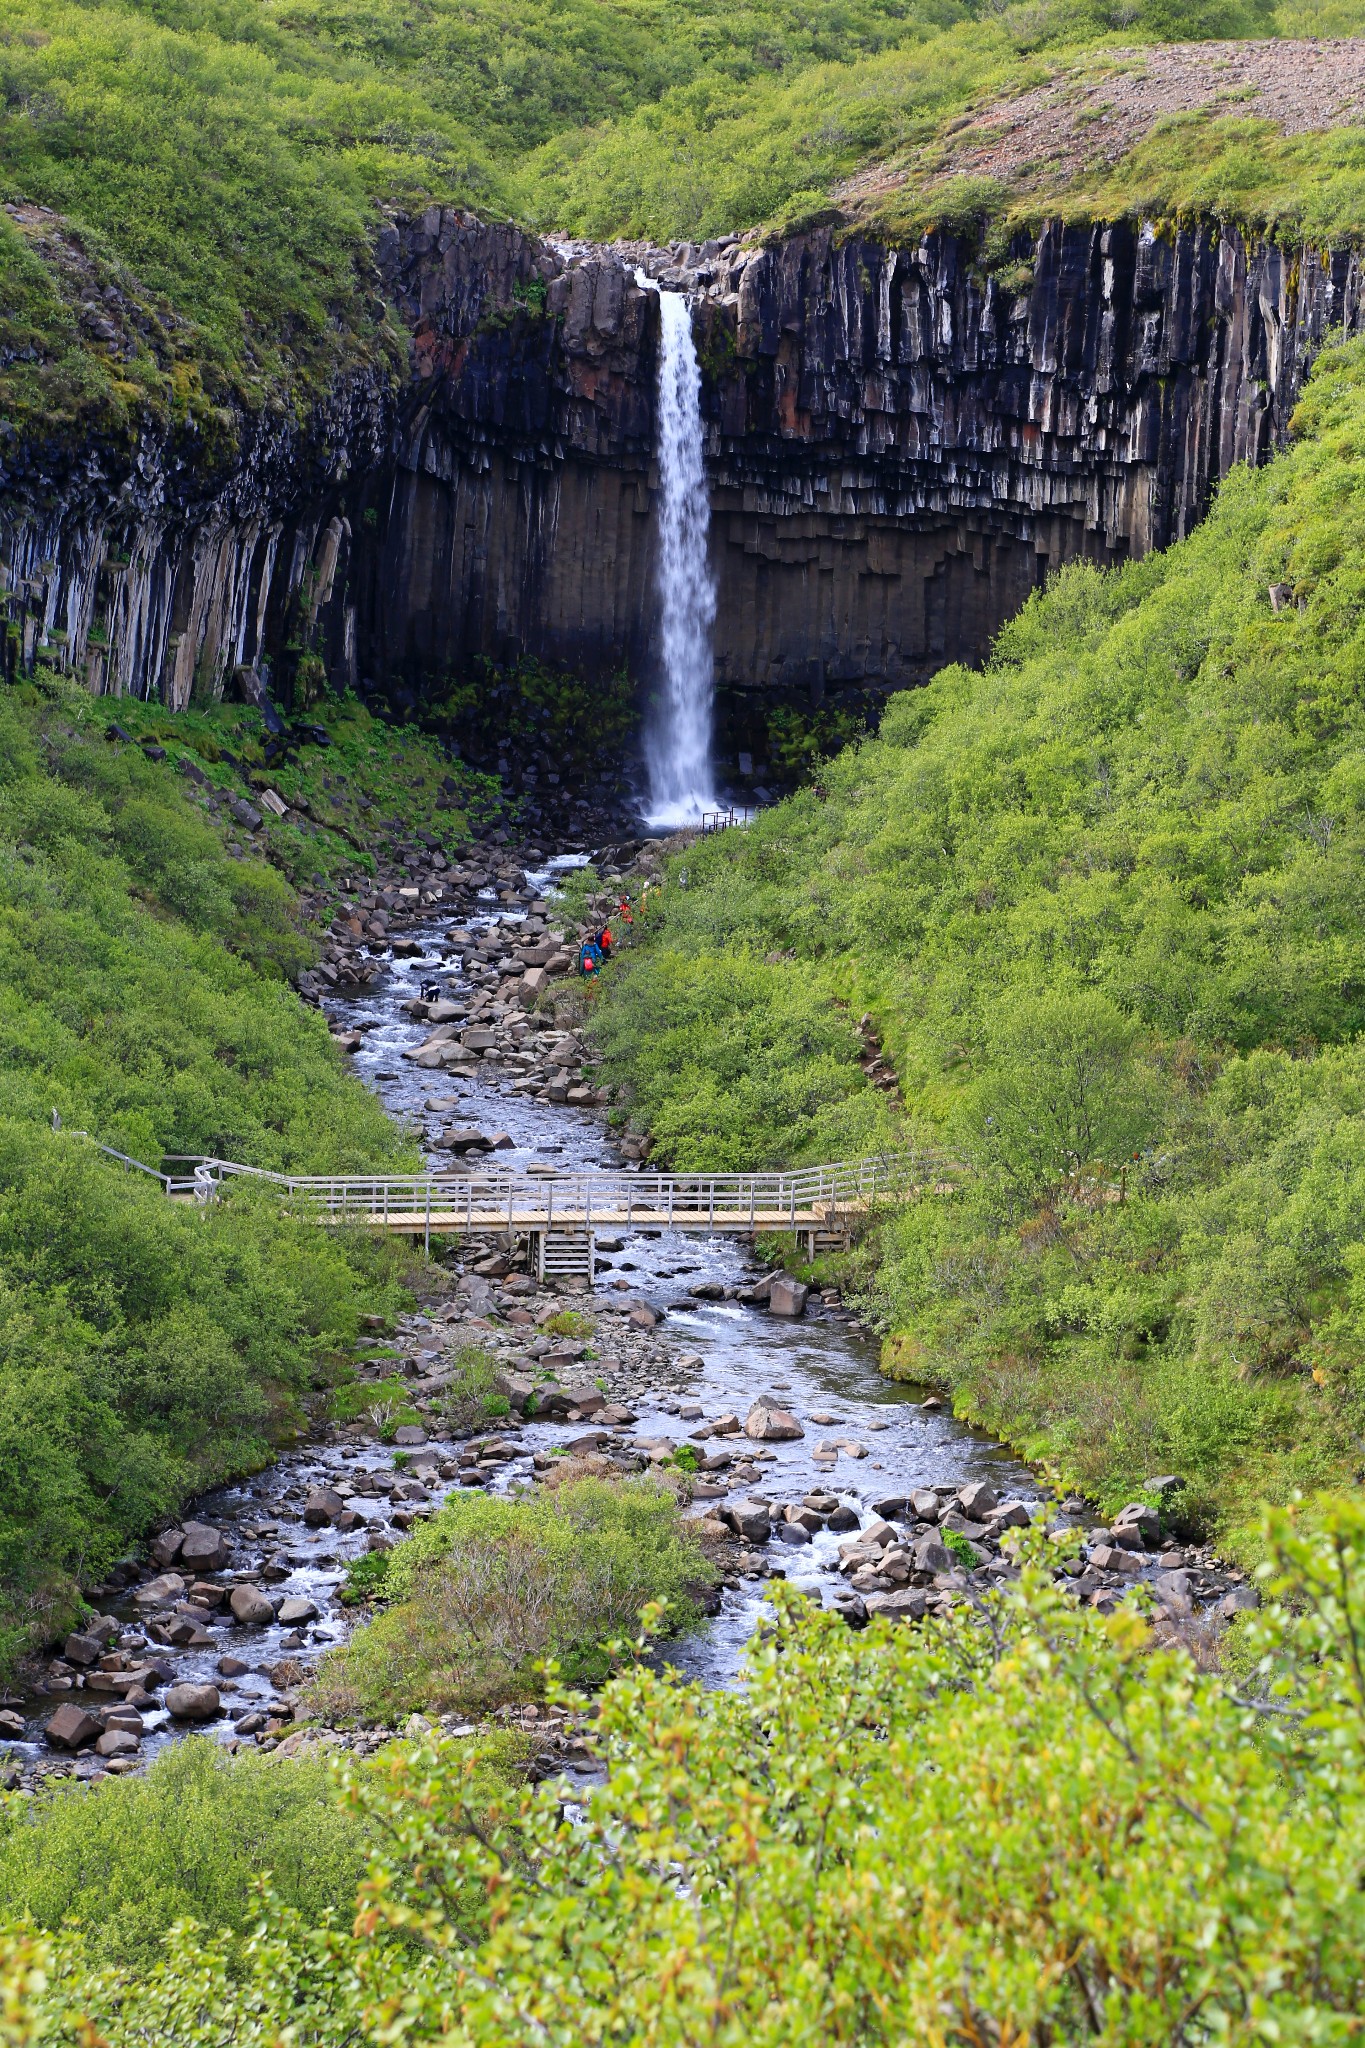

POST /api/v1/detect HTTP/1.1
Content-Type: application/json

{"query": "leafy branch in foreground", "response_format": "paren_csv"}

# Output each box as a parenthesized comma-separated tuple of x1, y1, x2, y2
(6, 1495, 1365, 2042)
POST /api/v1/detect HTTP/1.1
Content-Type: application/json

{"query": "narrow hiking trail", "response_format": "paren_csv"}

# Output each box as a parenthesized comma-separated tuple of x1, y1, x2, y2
(7, 841, 1252, 1787)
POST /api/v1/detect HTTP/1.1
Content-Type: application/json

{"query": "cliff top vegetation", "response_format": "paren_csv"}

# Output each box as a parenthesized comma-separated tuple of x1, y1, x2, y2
(3, 0, 1365, 437)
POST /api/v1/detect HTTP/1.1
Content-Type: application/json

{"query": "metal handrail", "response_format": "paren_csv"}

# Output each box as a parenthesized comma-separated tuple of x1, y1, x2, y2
(73, 1131, 954, 1229)
(139, 1150, 952, 1217)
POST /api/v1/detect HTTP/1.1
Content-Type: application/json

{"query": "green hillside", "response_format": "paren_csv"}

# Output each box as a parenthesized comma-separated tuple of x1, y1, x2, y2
(3, 0, 1361, 440)
(593, 336, 1365, 1543)
(0, 683, 446, 1668)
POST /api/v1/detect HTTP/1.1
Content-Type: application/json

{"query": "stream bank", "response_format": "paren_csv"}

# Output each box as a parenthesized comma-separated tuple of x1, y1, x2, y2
(5, 833, 1256, 1789)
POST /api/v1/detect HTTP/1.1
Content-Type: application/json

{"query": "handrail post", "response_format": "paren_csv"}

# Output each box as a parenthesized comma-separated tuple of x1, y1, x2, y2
(709, 1179, 714, 1229)
(425, 1180, 431, 1257)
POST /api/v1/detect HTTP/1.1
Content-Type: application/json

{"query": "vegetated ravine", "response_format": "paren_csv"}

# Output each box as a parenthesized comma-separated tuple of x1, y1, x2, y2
(9, 839, 1258, 1786)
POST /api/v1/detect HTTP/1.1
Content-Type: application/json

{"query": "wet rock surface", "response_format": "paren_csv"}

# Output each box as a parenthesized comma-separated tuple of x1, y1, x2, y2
(2, 834, 1255, 1789)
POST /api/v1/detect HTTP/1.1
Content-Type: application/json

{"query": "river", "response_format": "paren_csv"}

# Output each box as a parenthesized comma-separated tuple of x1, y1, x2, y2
(8, 844, 1048, 1780)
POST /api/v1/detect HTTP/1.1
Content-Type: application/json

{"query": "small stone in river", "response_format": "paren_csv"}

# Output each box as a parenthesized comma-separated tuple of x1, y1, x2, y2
(166, 1683, 221, 1722)
(217, 1655, 251, 1678)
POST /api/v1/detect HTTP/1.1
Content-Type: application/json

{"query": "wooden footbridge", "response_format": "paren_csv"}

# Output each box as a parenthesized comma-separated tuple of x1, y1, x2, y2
(78, 1139, 941, 1277)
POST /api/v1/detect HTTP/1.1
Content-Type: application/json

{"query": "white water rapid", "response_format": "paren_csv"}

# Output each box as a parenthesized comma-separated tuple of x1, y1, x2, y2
(641, 281, 718, 827)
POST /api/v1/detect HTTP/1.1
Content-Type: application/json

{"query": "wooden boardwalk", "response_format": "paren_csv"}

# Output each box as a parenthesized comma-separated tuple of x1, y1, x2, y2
(79, 1141, 944, 1276)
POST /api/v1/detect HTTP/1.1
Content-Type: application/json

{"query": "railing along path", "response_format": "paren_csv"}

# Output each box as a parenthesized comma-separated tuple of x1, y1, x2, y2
(75, 1137, 947, 1260)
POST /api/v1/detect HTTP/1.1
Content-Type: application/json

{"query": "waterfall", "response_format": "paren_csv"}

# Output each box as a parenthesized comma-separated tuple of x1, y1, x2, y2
(640, 280, 717, 826)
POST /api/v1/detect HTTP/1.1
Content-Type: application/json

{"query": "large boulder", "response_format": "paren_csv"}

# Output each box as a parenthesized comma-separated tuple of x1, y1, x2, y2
(229, 1584, 275, 1627)
(956, 1481, 997, 1521)
(438, 1126, 493, 1152)
(303, 1486, 345, 1526)
(744, 1402, 803, 1442)
(95, 1729, 140, 1758)
(1112, 1501, 1161, 1546)
(865, 1589, 930, 1622)
(719, 1500, 772, 1543)
(133, 1573, 186, 1608)
(178, 1521, 231, 1571)
(166, 1683, 221, 1722)
(987, 1500, 1032, 1533)
(277, 1596, 318, 1626)
(493, 1369, 537, 1415)
(767, 1275, 808, 1318)
(44, 1704, 101, 1751)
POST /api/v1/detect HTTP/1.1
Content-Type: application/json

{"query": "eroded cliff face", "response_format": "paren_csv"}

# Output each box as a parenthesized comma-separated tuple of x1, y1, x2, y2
(3, 209, 1360, 741)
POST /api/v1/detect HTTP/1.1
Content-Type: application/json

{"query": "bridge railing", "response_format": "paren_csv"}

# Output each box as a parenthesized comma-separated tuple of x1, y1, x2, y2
(150, 1149, 954, 1226)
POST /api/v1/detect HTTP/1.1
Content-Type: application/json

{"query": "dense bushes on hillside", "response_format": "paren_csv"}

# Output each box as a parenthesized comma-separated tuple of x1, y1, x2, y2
(593, 339, 1365, 1536)
(0, 685, 416, 1666)
(5, 1499, 1364, 2041)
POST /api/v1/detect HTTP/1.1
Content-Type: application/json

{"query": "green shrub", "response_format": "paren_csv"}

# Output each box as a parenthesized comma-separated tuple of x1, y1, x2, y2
(435, 1344, 505, 1431)
(8, 1496, 1365, 2042)
(0, 1738, 371, 1972)
(306, 1477, 717, 1721)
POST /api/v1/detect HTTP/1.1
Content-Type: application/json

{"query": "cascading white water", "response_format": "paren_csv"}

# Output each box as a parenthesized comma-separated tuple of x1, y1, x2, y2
(640, 281, 717, 826)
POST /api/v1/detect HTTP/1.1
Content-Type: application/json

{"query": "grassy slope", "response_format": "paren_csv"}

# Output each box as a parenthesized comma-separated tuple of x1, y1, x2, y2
(5, 0, 1361, 441)
(593, 338, 1365, 1543)
(0, 679, 495, 1669)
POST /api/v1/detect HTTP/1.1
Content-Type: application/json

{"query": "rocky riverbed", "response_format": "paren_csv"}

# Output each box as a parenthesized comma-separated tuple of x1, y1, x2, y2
(3, 832, 1258, 1788)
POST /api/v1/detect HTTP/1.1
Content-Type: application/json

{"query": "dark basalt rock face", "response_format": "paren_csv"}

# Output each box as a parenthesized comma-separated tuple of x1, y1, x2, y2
(2, 209, 1361, 721)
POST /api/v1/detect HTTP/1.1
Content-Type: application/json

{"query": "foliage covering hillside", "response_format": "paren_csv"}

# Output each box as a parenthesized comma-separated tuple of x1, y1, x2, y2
(0, 683, 421, 1669)
(594, 338, 1365, 1540)
(2, 0, 1360, 437)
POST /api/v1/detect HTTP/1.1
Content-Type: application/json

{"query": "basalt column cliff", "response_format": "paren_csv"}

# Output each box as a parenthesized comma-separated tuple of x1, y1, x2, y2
(4, 212, 1362, 723)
